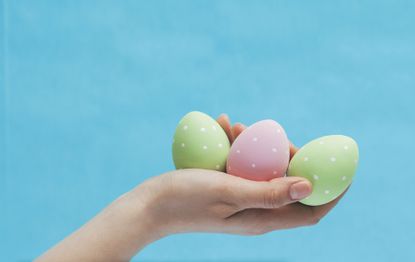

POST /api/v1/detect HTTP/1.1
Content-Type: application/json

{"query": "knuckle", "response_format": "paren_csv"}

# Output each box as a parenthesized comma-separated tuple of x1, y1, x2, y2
(263, 188, 285, 208)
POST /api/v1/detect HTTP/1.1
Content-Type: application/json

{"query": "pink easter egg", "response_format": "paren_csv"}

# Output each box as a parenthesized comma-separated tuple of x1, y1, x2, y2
(227, 120, 290, 181)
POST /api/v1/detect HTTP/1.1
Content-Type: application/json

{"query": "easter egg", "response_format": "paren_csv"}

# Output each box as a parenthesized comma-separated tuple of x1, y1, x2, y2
(172, 111, 230, 171)
(227, 120, 290, 181)
(287, 135, 359, 206)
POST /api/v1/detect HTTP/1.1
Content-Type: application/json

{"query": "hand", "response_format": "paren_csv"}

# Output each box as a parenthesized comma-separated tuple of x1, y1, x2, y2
(138, 114, 344, 237)
(37, 114, 347, 262)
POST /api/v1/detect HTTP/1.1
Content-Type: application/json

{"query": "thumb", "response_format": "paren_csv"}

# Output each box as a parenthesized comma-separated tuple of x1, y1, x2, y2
(229, 176, 312, 209)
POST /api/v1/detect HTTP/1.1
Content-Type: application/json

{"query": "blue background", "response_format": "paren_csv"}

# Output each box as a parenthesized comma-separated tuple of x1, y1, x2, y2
(1, 0, 415, 261)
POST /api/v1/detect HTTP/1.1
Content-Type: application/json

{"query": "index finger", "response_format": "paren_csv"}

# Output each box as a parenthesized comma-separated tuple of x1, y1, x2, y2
(216, 114, 247, 144)
(217, 114, 233, 143)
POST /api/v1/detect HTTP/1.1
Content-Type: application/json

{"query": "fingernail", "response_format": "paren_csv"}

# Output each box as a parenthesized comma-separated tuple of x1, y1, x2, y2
(290, 181, 312, 200)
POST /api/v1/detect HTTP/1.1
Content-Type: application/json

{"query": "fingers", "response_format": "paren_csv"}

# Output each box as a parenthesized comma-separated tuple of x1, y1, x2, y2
(218, 114, 297, 156)
(216, 114, 233, 143)
(225, 185, 351, 235)
(216, 115, 345, 222)
(216, 114, 246, 143)
(289, 141, 298, 160)
(231, 123, 246, 140)
(308, 186, 350, 219)
(224, 176, 312, 210)
(225, 205, 315, 235)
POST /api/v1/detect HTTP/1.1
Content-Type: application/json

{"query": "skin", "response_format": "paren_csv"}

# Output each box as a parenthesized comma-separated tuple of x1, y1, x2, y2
(37, 114, 348, 262)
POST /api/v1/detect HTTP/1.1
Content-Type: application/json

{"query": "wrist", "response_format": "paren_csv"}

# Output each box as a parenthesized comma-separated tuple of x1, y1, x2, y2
(37, 185, 166, 262)
(115, 185, 167, 255)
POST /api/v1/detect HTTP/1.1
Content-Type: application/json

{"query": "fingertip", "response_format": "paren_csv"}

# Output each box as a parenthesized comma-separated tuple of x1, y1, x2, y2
(217, 113, 229, 121)
(217, 114, 233, 143)
(289, 141, 299, 160)
(289, 140, 298, 149)
(264, 176, 313, 204)
(231, 123, 246, 140)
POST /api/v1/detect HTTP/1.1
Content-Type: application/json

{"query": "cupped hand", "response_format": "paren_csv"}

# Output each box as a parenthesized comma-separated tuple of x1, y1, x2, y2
(134, 114, 346, 237)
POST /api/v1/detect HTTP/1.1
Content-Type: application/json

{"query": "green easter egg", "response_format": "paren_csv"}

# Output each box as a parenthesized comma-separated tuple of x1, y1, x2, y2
(172, 111, 230, 171)
(287, 135, 359, 206)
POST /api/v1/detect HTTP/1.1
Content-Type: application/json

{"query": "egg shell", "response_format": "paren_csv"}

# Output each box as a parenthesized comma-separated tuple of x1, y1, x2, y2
(172, 111, 230, 171)
(227, 120, 290, 181)
(287, 135, 359, 206)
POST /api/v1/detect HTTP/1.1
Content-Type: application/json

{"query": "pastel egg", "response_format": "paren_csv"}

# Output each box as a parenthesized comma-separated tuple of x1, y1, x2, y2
(287, 135, 359, 206)
(172, 111, 230, 171)
(227, 120, 290, 181)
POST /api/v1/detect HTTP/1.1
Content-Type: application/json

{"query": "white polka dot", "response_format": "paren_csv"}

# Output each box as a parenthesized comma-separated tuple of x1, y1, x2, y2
(215, 164, 220, 169)
(183, 125, 188, 130)
(313, 174, 319, 180)
(342, 176, 347, 181)
(304, 157, 309, 161)
(272, 148, 277, 153)
(251, 163, 256, 168)
(344, 145, 349, 150)
(330, 157, 336, 162)
(252, 137, 258, 142)
(273, 171, 277, 175)
(319, 141, 324, 145)
(202, 145, 208, 150)
(324, 190, 330, 195)
(181, 143, 185, 147)
(218, 143, 223, 148)
(212, 125, 217, 131)
(236, 150, 241, 154)
(200, 127, 206, 132)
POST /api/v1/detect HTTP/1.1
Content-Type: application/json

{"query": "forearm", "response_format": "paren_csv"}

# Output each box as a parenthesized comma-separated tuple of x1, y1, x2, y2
(37, 190, 161, 262)
(36, 169, 325, 261)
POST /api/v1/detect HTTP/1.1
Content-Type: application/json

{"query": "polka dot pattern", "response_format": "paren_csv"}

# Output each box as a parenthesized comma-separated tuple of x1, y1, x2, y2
(287, 135, 359, 206)
(227, 120, 290, 181)
(172, 111, 230, 171)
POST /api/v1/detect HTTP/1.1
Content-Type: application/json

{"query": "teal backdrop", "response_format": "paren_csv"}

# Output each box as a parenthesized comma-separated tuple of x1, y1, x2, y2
(1, 0, 415, 261)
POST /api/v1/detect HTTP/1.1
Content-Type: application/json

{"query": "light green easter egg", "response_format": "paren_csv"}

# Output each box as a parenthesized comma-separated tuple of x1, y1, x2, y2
(287, 135, 359, 206)
(172, 111, 230, 171)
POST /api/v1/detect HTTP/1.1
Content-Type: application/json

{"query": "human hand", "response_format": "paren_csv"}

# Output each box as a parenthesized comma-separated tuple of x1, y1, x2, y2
(137, 114, 345, 238)
(37, 114, 347, 262)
